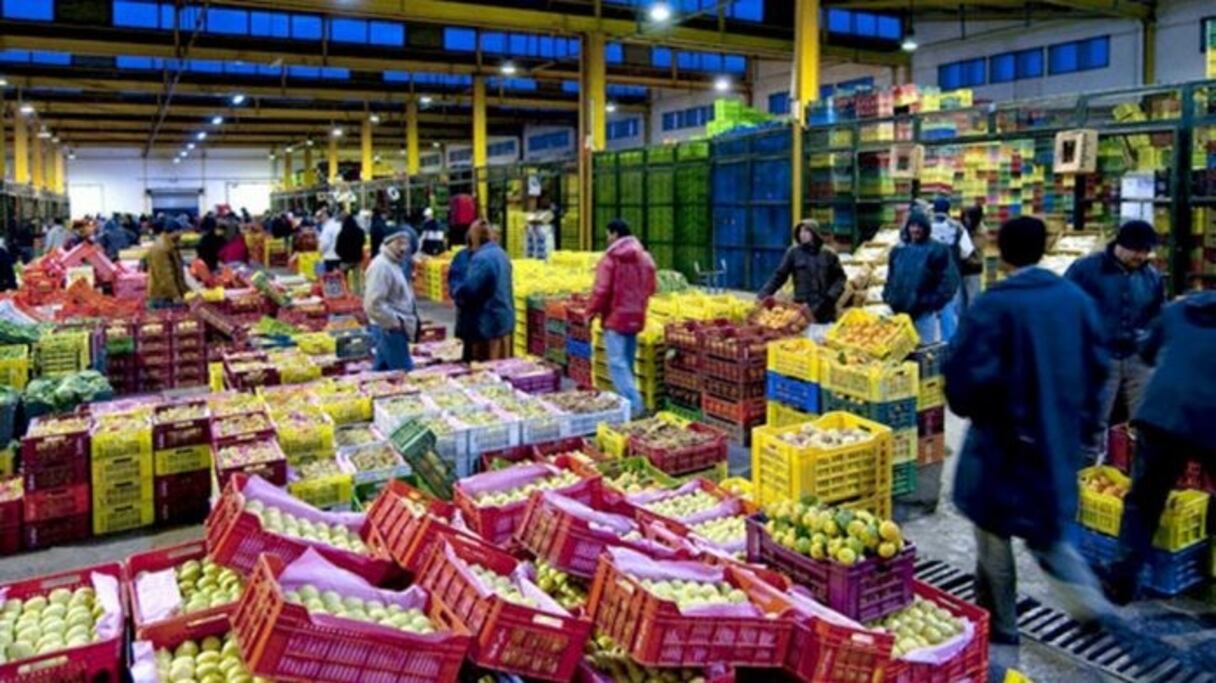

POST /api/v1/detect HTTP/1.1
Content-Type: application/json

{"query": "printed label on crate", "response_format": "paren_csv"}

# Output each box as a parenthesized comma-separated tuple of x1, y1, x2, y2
(154, 444, 213, 476)
(91, 452, 154, 490)
(94, 500, 154, 534)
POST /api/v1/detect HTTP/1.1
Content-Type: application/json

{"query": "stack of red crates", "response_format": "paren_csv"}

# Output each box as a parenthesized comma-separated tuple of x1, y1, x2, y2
(152, 400, 213, 526)
(565, 297, 593, 388)
(0, 478, 21, 555)
(663, 319, 735, 412)
(103, 321, 137, 396)
(172, 316, 208, 388)
(21, 416, 92, 551)
(136, 317, 174, 392)
(698, 325, 776, 444)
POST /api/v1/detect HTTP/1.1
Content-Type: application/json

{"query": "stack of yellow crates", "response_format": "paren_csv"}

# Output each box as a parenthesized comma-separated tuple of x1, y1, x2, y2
(91, 411, 155, 535)
(0, 345, 29, 390)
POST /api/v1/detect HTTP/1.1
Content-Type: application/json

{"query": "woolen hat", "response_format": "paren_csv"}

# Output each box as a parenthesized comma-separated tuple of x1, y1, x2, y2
(1115, 220, 1157, 251)
(381, 223, 408, 244)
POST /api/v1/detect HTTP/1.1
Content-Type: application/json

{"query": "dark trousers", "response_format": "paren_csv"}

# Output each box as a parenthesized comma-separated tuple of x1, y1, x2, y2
(1110, 426, 1214, 595)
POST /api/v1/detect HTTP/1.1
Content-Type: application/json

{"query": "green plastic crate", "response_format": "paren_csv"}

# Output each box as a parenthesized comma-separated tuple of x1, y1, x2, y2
(618, 149, 645, 167)
(619, 206, 644, 234)
(594, 171, 618, 205)
(674, 244, 712, 280)
(619, 169, 645, 204)
(648, 167, 674, 204)
(649, 242, 675, 271)
(675, 203, 709, 243)
(647, 146, 676, 165)
(675, 163, 709, 205)
(647, 206, 675, 243)
(677, 140, 710, 161)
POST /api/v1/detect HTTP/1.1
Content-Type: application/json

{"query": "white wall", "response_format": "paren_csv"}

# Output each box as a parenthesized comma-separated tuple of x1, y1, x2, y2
(1154, 0, 1213, 85)
(66, 147, 274, 218)
(522, 125, 575, 162)
(605, 113, 646, 151)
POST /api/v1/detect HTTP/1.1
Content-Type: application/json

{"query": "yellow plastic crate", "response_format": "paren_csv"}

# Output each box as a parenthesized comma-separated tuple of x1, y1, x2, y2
(297, 251, 321, 280)
(91, 421, 152, 461)
(35, 332, 90, 378)
(821, 357, 919, 402)
(313, 394, 373, 425)
(274, 411, 336, 457)
(154, 444, 212, 476)
(91, 450, 153, 491)
(596, 411, 691, 458)
(751, 412, 893, 508)
(1078, 466, 1210, 551)
(892, 427, 917, 465)
(766, 338, 820, 383)
(296, 332, 337, 356)
(765, 401, 816, 428)
(288, 471, 354, 511)
(0, 345, 29, 390)
(209, 362, 225, 392)
(917, 376, 945, 410)
(0, 444, 14, 477)
(277, 360, 322, 385)
(93, 499, 154, 535)
(719, 477, 753, 501)
(825, 309, 919, 361)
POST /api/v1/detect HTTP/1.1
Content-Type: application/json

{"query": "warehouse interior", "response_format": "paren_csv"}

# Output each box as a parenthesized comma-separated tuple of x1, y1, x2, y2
(0, 1, 1214, 682)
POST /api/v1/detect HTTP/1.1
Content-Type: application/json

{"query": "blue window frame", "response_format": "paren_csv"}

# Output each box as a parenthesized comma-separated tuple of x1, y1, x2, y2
(116, 55, 156, 69)
(562, 80, 579, 94)
(450, 148, 472, 164)
(605, 42, 624, 64)
(1049, 36, 1108, 75)
(5, 0, 53, 20)
(768, 91, 790, 115)
(1017, 48, 1044, 78)
(488, 139, 517, 157)
(670, 50, 745, 74)
(384, 70, 410, 83)
(825, 9, 901, 41)
(607, 84, 647, 98)
(291, 14, 322, 40)
(488, 77, 537, 91)
(113, 0, 159, 28)
(652, 47, 672, 68)
(443, 27, 476, 50)
(528, 130, 571, 153)
(661, 105, 713, 131)
(877, 16, 901, 40)
(205, 7, 247, 35)
(607, 118, 640, 141)
(249, 10, 289, 38)
(938, 58, 985, 89)
(330, 18, 367, 43)
(990, 47, 1044, 83)
(32, 51, 71, 65)
(820, 77, 874, 98)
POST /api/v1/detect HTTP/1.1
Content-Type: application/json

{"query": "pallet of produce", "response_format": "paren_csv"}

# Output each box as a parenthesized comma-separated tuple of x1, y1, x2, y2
(628, 478, 738, 527)
(1077, 466, 1209, 551)
(288, 456, 354, 511)
(749, 299, 812, 336)
(420, 536, 592, 682)
(205, 473, 398, 585)
(128, 623, 257, 683)
(21, 415, 90, 492)
(878, 581, 990, 683)
(273, 408, 336, 460)
(751, 413, 893, 507)
(151, 400, 211, 452)
(587, 547, 792, 668)
(211, 411, 275, 446)
(702, 326, 774, 362)
(580, 637, 736, 683)
(232, 552, 470, 683)
(544, 390, 632, 437)
(454, 459, 600, 546)
(767, 337, 821, 383)
(213, 434, 287, 488)
(826, 309, 919, 362)
(337, 439, 410, 488)
(0, 562, 125, 682)
(127, 539, 244, 642)
(630, 420, 728, 477)
(596, 411, 690, 458)
(782, 585, 895, 683)
(364, 479, 487, 578)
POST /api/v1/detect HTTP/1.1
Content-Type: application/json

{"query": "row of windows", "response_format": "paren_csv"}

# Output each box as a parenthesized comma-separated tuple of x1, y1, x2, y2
(661, 105, 713, 131)
(527, 130, 571, 153)
(601, 0, 763, 22)
(766, 77, 877, 115)
(561, 82, 648, 98)
(608, 118, 641, 141)
(449, 140, 519, 163)
(652, 48, 747, 74)
(1203, 17, 1215, 52)
(0, 50, 71, 66)
(825, 9, 902, 41)
(938, 36, 1109, 90)
(114, 55, 349, 79)
(384, 71, 474, 87)
(486, 77, 538, 91)
(4, 0, 53, 21)
(443, 28, 579, 60)
(113, 1, 405, 46)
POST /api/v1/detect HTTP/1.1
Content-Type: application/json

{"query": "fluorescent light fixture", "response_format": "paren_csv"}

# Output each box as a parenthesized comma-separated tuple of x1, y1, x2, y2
(374, 154, 382, 162)
(196, 131, 207, 140)
(37, 128, 51, 139)
(399, 149, 407, 156)
(431, 141, 441, 148)
(19, 104, 34, 115)
(369, 114, 381, 124)
(286, 146, 295, 154)
(187, 143, 196, 150)
(0, 78, 8, 87)
(306, 139, 314, 147)
(606, 102, 618, 113)
(713, 76, 731, 92)
(268, 153, 276, 160)
(500, 62, 518, 75)
(419, 95, 433, 105)
(230, 93, 246, 105)
(51, 137, 59, 144)
(211, 115, 224, 125)
(178, 151, 187, 158)
(648, 2, 672, 22)
(331, 127, 343, 138)
(173, 157, 181, 164)
(67, 151, 76, 160)
(901, 35, 918, 52)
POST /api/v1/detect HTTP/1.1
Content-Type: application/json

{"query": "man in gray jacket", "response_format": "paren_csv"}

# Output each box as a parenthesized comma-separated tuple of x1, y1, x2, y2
(363, 224, 419, 371)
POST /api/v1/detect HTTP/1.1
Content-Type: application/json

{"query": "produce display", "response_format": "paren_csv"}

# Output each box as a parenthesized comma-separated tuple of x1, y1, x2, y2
(764, 500, 906, 566)
(149, 631, 260, 683)
(345, 444, 401, 473)
(208, 394, 263, 418)
(642, 490, 723, 520)
(0, 586, 102, 661)
(752, 304, 806, 331)
(618, 418, 713, 449)
(1080, 468, 1128, 499)
(376, 395, 434, 419)
(154, 404, 207, 424)
(468, 563, 538, 609)
(93, 413, 148, 435)
(775, 423, 874, 448)
(585, 636, 714, 683)
(295, 457, 342, 480)
(23, 371, 113, 413)
(243, 499, 368, 554)
(634, 576, 749, 610)
(869, 595, 967, 657)
(173, 558, 244, 614)
(688, 515, 747, 549)
(535, 560, 588, 610)
(27, 415, 89, 437)
(545, 391, 621, 414)
(429, 391, 469, 411)
(605, 469, 667, 495)
(282, 584, 436, 634)
(334, 424, 379, 449)
(471, 470, 581, 507)
(212, 413, 271, 439)
(452, 371, 500, 388)
(215, 441, 281, 468)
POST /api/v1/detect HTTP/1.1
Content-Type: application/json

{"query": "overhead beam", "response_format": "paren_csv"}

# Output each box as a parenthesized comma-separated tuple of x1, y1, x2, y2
(825, 0, 1150, 19)
(1034, 0, 1151, 20)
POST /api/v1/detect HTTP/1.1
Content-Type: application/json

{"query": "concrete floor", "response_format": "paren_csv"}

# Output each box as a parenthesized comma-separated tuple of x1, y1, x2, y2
(2, 300, 1212, 682)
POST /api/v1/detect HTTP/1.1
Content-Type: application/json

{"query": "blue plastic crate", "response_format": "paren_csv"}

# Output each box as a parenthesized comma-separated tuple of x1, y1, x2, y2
(712, 135, 750, 158)
(749, 205, 792, 249)
(910, 343, 948, 380)
(1072, 525, 1207, 597)
(565, 338, 591, 360)
(0, 399, 15, 445)
(711, 161, 749, 203)
(750, 249, 787, 292)
(712, 247, 747, 290)
(821, 391, 916, 430)
(712, 206, 747, 247)
(766, 372, 821, 414)
(751, 160, 791, 202)
(751, 129, 792, 155)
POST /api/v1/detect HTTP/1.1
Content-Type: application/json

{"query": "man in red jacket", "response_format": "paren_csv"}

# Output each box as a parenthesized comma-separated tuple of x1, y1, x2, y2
(589, 219, 657, 418)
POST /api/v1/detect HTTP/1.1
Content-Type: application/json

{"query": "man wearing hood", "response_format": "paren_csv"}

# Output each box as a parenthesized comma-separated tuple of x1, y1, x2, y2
(588, 219, 657, 418)
(929, 197, 975, 340)
(757, 219, 847, 335)
(883, 210, 959, 344)
(1106, 289, 1216, 605)
(945, 216, 1114, 658)
(1065, 220, 1165, 463)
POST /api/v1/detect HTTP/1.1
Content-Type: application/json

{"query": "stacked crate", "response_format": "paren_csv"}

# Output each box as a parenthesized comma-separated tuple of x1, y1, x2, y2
(911, 343, 947, 468)
(661, 320, 710, 419)
(525, 295, 548, 358)
(136, 318, 174, 392)
(542, 297, 568, 371)
(593, 321, 665, 413)
(0, 345, 29, 391)
(171, 317, 208, 389)
(152, 401, 213, 525)
(90, 412, 155, 535)
(0, 477, 19, 555)
(21, 415, 91, 550)
(34, 331, 90, 379)
(764, 337, 820, 427)
(565, 298, 593, 389)
(697, 326, 775, 445)
(102, 323, 136, 395)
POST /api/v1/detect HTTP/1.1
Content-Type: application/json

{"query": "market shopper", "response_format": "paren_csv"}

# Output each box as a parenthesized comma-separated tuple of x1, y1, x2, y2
(928, 198, 975, 340)
(1106, 289, 1216, 604)
(363, 224, 419, 372)
(452, 221, 515, 362)
(588, 219, 657, 418)
(318, 210, 343, 272)
(420, 207, 446, 256)
(448, 244, 475, 362)
(945, 216, 1115, 656)
(191, 219, 227, 287)
(42, 217, 70, 253)
(958, 205, 987, 310)
(882, 211, 958, 344)
(757, 219, 847, 333)
(1065, 219, 1165, 463)
(145, 222, 188, 309)
(336, 214, 366, 270)
(0, 239, 17, 292)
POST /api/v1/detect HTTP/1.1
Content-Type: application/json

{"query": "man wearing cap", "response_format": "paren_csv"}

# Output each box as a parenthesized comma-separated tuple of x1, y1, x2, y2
(929, 197, 975, 340)
(145, 220, 188, 309)
(363, 224, 420, 371)
(1066, 219, 1165, 463)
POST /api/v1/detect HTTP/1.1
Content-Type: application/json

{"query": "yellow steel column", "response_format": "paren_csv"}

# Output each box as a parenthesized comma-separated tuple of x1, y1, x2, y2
(473, 75, 488, 217)
(303, 143, 315, 186)
(54, 146, 65, 194)
(361, 117, 374, 182)
(0, 99, 6, 183)
(406, 99, 420, 176)
(791, 0, 821, 223)
(45, 144, 55, 193)
(283, 147, 294, 190)
(578, 32, 607, 250)
(31, 128, 44, 191)
(327, 134, 339, 183)
(13, 111, 28, 185)
(1142, 19, 1156, 85)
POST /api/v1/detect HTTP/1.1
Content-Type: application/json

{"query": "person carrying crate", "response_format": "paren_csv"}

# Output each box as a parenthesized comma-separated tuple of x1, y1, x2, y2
(756, 219, 847, 341)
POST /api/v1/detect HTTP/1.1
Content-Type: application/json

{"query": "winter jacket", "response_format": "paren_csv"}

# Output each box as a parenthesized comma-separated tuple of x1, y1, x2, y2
(1133, 292, 1216, 450)
(398, 224, 419, 283)
(448, 248, 475, 341)
(589, 236, 657, 335)
(1065, 245, 1165, 359)
(453, 242, 515, 342)
(145, 234, 188, 302)
(196, 231, 224, 272)
(0, 247, 15, 292)
(883, 237, 958, 318)
(946, 267, 1109, 547)
(363, 251, 419, 340)
(336, 221, 366, 266)
(758, 241, 847, 323)
(369, 216, 388, 257)
(218, 234, 249, 264)
(318, 219, 341, 261)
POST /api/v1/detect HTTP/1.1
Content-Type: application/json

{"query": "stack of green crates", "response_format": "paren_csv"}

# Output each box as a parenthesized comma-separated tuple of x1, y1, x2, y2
(673, 141, 712, 280)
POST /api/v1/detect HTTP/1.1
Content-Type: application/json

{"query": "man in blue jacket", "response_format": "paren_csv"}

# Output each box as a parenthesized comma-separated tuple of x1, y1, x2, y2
(883, 211, 958, 344)
(1107, 290, 1216, 604)
(1065, 220, 1165, 462)
(453, 220, 515, 361)
(946, 216, 1114, 651)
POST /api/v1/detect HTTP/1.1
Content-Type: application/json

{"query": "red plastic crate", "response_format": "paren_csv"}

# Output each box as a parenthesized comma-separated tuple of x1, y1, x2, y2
(702, 394, 767, 424)
(746, 516, 915, 622)
(153, 400, 211, 450)
(1107, 424, 1134, 472)
(703, 327, 774, 362)
(0, 486, 21, 528)
(454, 459, 602, 546)
(0, 562, 125, 682)
(127, 539, 236, 643)
(586, 551, 794, 668)
(701, 355, 768, 384)
(213, 433, 287, 489)
(629, 423, 729, 477)
(23, 482, 90, 523)
(155, 469, 212, 525)
(22, 452, 90, 493)
(882, 581, 990, 683)
(632, 479, 743, 530)
(205, 474, 398, 585)
(702, 375, 767, 402)
(917, 434, 946, 466)
(22, 418, 89, 467)
(23, 511, 91, 550)
(785, 604, 894, 683)
(578, 660, 735, 683)
(664, 319, 736, 355)
(419, 535, 592, 682)
(916, 407, 945, 438)
(0, 523, 19, 555)
(233, 553, 470, 683)
(568, 356, 593, 389)
(364, 479, 488, 578)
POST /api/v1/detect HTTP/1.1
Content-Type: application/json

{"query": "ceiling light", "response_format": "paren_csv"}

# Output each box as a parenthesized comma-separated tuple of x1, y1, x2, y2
(306, 139, 314, 147)
(68, 151, 76, 160)
(374, 154, 382, 162)
(230, 93, 246, 105)
(0, 78, 8, 87)
(399, 149, 407, 156)
(432, 141, 441, 148)
(269, 153, 276, 160)
(179, 151, 187, 158)
(648, 2, 672, 23)
(419, 95, 433, 106)
(51, 137, 59, 144)
(901, 32, 918, 52)
(173, 157, 181, 164)
(369, 114, 381, 124)
(37, 128, 51, 139)
(286, 146, 294, 154)
(331, 127, 343, 138)
(606, 102, 618, 113)
(211, 115, 224, 125)
(19, 104, 33, 115)
(196, 131, 207, 141)
(713, 76, 731, 92)
(500, 62, 518, 76)
(187, 143, 196, 150)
